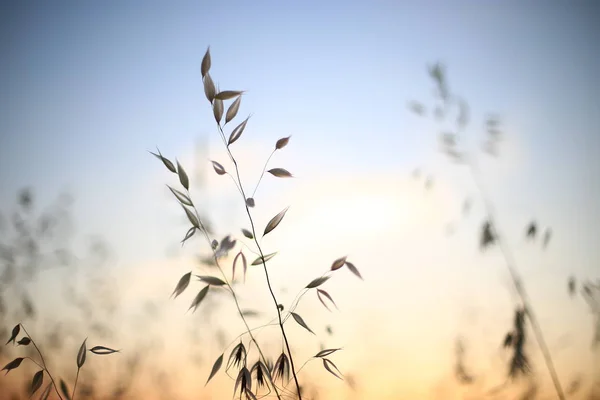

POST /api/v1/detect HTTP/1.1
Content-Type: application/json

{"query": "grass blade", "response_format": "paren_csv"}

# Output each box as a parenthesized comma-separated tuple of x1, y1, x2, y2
(275, 136, 290, 150)
(205, 353, 223, 386)
(263, 207, 289, 236)
(306, 276, 330, 289)
(171, 272, 191, 299)
(196, 275, 226, 286)
(268, 168, 293, 178)
(201, 47, 211, 78)
(189, 286, 210, 313)
(331, 256, 347, 271)
(168, 185, 193, 206)
(226, 96, 241, 124)
(290, 312, 314, 335)
(89, 346, 119, 355)
(30, 370, 44, 395)
(251, 252, 277, 266)
(77, 338, 87, 368)
(176, 161, 189, 190)
(322, 358, 343, 380)
(344, 261, 363, 280)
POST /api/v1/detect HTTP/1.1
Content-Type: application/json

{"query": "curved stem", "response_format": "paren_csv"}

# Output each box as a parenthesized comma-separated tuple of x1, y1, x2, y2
(251, 238, 302, 399)
(20, 324, 64, 400)
(217, 124, 303, 399)
(239, 240, 260, 257)
(283, 288, 309, 324)
(226, 172, 244, 196)
(252, 150, 276, 198)
(292, 357, 314, 377)
(223, 319, 280, 352)
(187, 191, 282, 400)
(285, 269, 332, 323)
(24, 357, 44, 370)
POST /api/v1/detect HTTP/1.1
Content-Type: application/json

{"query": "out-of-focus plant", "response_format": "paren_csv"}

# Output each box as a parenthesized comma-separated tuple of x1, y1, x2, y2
(151, 47, 362, 400)
(0, 189, 74, 331)
(0, 189, 126, 399)
(408, 63, 568, 399)
(3, 323, 118, 400)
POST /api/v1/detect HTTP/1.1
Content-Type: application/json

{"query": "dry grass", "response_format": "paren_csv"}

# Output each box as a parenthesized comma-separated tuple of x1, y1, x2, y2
(150, 47, 362, 400)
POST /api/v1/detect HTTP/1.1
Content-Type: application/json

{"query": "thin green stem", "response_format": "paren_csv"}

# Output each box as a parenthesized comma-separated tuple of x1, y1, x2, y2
(19, 324, 64, 400)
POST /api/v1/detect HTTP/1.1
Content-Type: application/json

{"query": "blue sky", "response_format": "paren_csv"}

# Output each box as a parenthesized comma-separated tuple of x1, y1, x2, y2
(1, 1, 598, 199)
(1, 1, 599, 398)
(1, 0, 598, 275)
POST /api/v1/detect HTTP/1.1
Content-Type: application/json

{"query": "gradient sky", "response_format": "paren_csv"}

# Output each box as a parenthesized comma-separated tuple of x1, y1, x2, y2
(1, 1, 599, 399)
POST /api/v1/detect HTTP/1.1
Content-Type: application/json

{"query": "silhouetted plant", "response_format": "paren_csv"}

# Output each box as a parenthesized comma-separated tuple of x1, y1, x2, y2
(2, 322, 118, 399)
(505, 308, 530, 379)
(408, 62, 567, 399)
(151, 47, 362, 399)
(0, 189, 133, 399)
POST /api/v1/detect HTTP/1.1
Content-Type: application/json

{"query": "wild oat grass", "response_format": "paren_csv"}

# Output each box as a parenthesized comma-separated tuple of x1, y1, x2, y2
(3, 323, 118, 399)
(150, 47, 362, 400)
(3, 52, 596, 399)
(408, 62, 569, 399)
(1, 189, 120, 400)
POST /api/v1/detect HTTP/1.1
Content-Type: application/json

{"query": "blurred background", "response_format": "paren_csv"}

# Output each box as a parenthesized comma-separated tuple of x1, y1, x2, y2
(1, 1, 599, 399)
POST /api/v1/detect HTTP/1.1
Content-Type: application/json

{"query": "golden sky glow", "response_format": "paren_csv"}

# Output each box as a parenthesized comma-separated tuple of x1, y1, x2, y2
(1, 2, 599, 399)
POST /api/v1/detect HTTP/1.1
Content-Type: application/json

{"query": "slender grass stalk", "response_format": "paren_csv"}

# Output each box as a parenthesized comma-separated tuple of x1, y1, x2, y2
(72, 367, 81, 400)
(252, 149, 276, 198)
(284, 268, 332, 321)
(215, 123, 303, 399)
(4, 323, 117, 400)
(156, 48, 359, 399)
(186, 193, 284, 400)
(24, 357, 44, 370)
(413, 62, 566, 399)
(20, 324, 64, 400)
(466, 155, 566, 400)
(223, 319, 281, 351)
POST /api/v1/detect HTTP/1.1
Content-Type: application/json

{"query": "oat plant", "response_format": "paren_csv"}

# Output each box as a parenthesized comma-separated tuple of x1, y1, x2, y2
(408, 62, 566, 399)
(151, 47, 362, 400)
(3, 322, 118, 400)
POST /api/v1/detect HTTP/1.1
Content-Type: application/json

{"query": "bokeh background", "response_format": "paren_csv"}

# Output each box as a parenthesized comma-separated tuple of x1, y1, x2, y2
(1, 1, 599, 399)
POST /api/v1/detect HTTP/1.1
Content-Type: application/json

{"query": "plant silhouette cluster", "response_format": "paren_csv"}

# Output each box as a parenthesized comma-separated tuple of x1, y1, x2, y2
(151, 47, 362, 400)
(3, 323, 118, 400)
(0, 189, 133, 399)
(408, 62, 575, 399)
